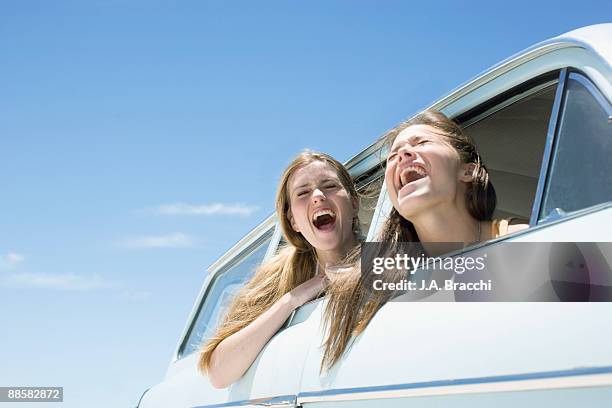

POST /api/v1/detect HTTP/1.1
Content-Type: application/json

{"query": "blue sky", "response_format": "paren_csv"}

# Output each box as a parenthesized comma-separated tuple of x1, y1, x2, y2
(0, 1, 610, 407)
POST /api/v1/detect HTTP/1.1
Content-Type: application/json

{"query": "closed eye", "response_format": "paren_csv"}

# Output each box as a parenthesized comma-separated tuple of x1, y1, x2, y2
(296, 190, 309, 197)
(387, 152, 398, 162)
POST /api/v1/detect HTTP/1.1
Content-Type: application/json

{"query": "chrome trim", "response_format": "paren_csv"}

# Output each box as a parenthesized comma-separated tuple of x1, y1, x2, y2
(207, 215, 277, 273)
(461, 79, 559, 129)
(529, 69, 568, 226)
(211, 230, 275, 277)
(297, 366, 612, 404)
(135, 387, 149, 408)
(366, 177, 390, 242)
(355, 166, 384, 191)
(569, 71, 612, 114)
(344, 138, 387, 176)
(430, 41, 576, 114)
(526, 201, 612, 230)
(430, 32, 610, 115)
(192, 394, 296, 408)
(443, 201, 612, 255)
(263, 221, 283, 261)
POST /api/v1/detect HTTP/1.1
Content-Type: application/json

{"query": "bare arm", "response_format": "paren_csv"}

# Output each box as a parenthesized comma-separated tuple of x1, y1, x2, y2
(206, 273, 326, 388)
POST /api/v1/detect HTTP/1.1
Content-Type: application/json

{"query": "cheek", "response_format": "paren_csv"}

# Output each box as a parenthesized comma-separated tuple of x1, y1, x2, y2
(290, 201, 306, 224)
(431, 153, 460, 180)
(385, 170, 399, 206)
(384, 166, 396, 191)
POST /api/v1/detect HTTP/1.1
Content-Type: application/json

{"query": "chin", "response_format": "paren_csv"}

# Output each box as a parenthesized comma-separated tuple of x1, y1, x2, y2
(311, 235, 342, 252)
(395, 192, 432, 218)
(396, 202, 426, 221)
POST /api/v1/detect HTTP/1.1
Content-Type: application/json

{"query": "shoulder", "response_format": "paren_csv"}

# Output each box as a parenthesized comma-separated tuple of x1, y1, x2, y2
(507, 219, 529, 234)
(491, 218, 529, 238)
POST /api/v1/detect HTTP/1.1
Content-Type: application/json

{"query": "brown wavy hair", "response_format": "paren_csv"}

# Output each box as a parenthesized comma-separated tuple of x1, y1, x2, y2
(199, 150, 360, 374)
(321, 110, 496, 370)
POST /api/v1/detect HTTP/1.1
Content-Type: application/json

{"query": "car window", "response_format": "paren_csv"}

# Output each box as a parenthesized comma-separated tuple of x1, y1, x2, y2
(180, 233, 272, 358)
(460, 76, 558, 222)
(540, 73, 612, 222)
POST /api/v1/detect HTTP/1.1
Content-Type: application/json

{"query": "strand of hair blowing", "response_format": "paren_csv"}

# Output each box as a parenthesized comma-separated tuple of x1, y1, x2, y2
(320, 210, 415, 371)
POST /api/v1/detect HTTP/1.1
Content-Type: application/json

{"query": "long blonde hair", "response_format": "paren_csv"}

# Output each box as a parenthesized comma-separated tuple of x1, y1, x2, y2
(321, 110, 496, 370)
(199, 151, 360, 373)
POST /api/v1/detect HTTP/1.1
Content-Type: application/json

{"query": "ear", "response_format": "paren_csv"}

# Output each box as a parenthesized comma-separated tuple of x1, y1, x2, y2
(459, 163, 477, 183)
(288, 210, 300, 232)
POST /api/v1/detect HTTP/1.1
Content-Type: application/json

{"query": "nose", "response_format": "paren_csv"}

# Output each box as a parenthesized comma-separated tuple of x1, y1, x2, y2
(397, 145, 415, 162)
(312, 188, 326, 203)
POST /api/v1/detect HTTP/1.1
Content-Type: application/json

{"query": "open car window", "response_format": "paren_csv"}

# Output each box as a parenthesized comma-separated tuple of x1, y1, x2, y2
(459, 75, 559, 223)
(179, 230, 273, 358)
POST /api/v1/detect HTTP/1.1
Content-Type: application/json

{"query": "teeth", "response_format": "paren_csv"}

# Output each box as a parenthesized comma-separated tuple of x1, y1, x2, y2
(400, 166, 427, 187)
(312, 209, 335, 222)
(403, 165, 426, 176)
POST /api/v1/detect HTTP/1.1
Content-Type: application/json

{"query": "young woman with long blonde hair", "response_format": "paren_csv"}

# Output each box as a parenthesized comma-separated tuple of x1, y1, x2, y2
(199, 151, 361, 388)
(321, 110, 528, 370)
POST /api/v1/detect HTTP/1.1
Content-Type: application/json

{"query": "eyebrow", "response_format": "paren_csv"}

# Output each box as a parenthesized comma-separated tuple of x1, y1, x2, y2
(390, 135, 424, 152)
(293, 183, 311, 191)
(293, 178, 338, 191)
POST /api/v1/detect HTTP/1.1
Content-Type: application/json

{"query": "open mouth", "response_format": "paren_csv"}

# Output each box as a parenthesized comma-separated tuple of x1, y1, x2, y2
(312, 209, 337, 231)
(399, 165, 427, 188)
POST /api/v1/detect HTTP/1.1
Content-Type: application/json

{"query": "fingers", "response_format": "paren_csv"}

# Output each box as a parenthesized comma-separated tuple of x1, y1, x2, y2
(290, 272, 330, 307)
(305, 274, 327, 300)
(313, 272, 329, 288)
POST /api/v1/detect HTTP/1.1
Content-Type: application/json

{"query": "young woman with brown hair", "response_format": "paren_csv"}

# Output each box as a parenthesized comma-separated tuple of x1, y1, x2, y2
(321, 110, 528, 370)
(199, 151, 361, 388)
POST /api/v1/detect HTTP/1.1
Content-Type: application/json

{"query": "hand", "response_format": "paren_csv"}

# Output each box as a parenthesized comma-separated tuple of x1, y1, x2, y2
(288, 273, 328, 309)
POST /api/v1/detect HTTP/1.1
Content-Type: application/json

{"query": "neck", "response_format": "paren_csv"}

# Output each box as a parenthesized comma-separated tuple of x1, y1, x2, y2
(315, 236, 358, 270)
(409, 203, 480, 256)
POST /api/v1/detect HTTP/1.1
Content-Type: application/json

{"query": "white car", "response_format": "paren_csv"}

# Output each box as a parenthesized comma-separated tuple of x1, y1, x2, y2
(138, 24, 612, 407)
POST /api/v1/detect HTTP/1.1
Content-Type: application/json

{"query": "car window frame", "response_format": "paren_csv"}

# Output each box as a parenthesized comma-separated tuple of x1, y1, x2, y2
(175, 220, 275, 360)
(455, 69, 612, 249)
(368, 70, 564, 243)
(535, 69, 612, 224)
(368, 68, 612, 264)
(459, 69, 612, 247)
